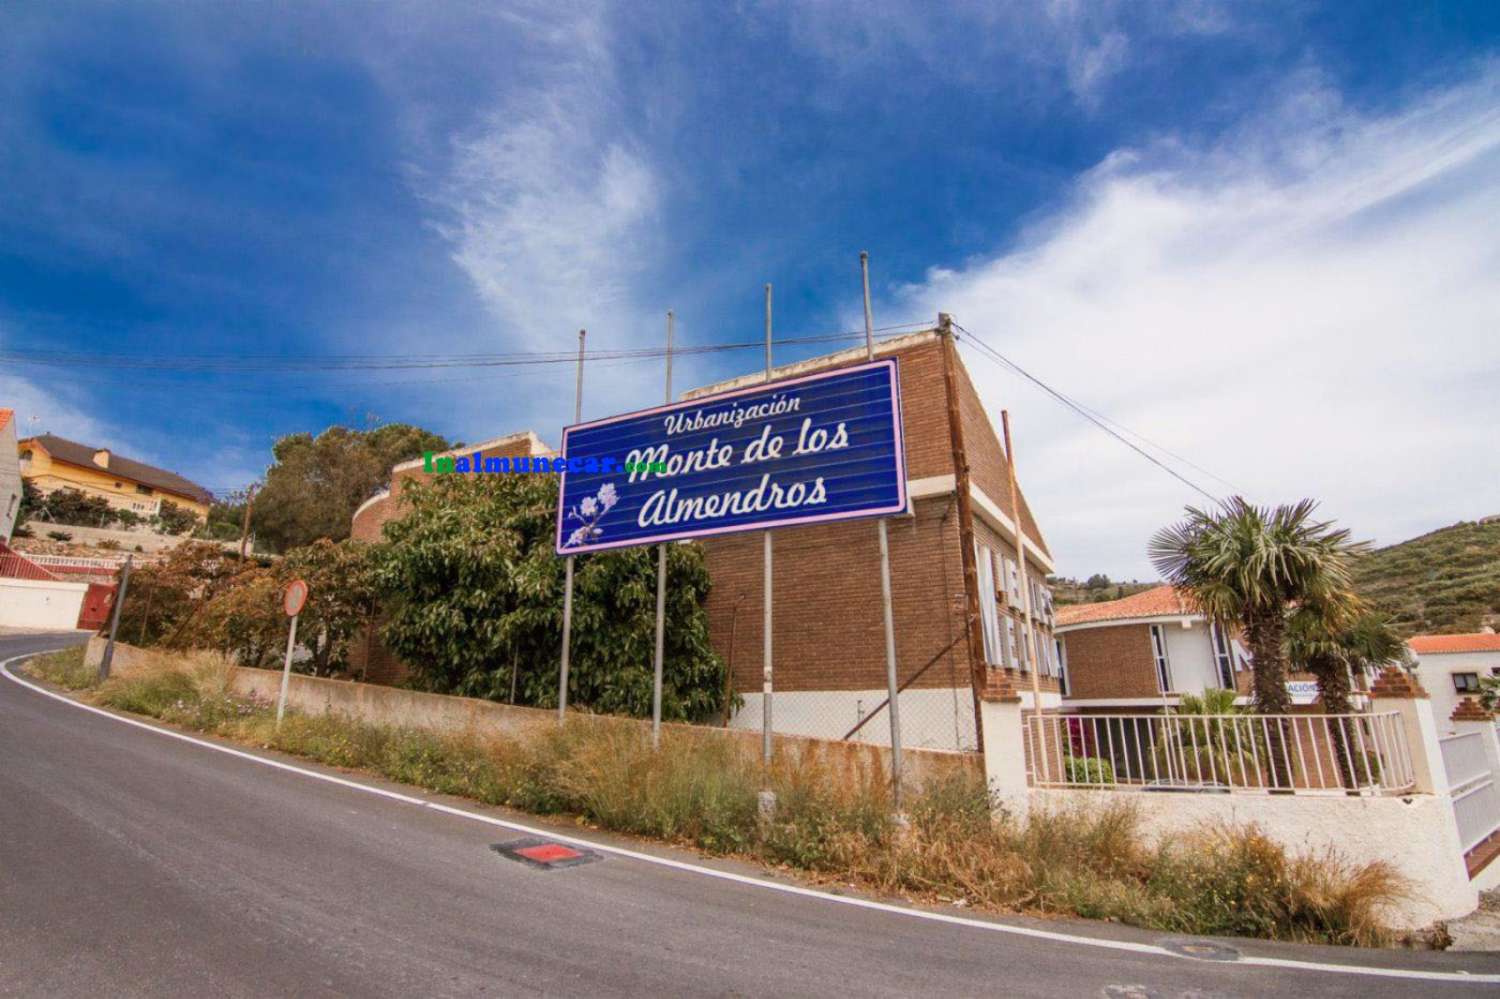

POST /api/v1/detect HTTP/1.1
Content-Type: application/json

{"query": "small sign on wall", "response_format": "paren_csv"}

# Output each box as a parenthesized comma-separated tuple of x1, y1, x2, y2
(1286, 679, 1320, 705)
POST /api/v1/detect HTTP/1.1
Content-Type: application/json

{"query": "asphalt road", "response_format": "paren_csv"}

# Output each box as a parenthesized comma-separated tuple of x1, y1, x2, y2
(3, 631, 1499, 998)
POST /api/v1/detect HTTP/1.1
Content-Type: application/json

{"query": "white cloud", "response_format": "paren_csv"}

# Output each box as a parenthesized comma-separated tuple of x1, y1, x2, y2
(427, 12, 657, 350)
(898, 66, 1500, 579)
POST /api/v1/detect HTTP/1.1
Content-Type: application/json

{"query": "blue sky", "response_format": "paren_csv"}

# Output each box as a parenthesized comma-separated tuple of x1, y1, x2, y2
(2, 2, 1497, 576)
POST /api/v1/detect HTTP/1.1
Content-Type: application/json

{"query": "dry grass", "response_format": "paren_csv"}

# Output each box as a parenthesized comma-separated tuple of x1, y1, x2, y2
(38, 656, 1407, 946)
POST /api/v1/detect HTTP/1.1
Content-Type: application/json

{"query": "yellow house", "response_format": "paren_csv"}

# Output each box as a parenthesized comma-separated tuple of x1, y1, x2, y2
(18, 433, 212, 521)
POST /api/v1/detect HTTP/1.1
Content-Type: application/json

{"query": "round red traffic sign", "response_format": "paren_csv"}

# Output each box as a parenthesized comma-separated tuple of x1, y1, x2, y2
(283, 579, 309, 617)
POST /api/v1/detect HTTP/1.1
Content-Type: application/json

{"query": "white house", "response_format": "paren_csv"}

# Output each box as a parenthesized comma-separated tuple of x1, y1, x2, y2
(0, 408, 20, 542)
(1409, 631, 1500, 732)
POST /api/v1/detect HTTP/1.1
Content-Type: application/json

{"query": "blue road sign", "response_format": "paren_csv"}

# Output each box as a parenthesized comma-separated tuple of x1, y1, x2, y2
(555, 358, 907, 554)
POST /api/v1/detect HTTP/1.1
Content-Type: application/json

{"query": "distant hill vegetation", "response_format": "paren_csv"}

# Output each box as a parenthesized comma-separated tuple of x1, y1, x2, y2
(1054, 517, 1500, 633)
(1048, 574, 1157, 606)
(1353, 517, 1500, 637)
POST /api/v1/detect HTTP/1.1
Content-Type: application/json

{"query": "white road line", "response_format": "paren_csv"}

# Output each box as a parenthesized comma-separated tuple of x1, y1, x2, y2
(4, 649, 1496, 986)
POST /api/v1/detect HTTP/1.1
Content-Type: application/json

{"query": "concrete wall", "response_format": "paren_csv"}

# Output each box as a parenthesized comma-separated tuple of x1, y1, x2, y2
(13, 522, 192, 553)
(0, 577, 89, 629)
(84, 638, 980, 793)
(1030, 787, 1474, 930)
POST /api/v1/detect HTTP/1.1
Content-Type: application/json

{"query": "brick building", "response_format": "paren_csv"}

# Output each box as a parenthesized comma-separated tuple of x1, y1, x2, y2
(346, 322, 1060, 752)
(1054, 584, 1357, 712)
(1054, 586, 1245, 710)
(686, 324, 1059, 751)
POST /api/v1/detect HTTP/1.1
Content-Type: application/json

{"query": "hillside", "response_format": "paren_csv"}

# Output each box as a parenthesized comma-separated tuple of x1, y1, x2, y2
(1354, 517, 1500, 637)
(1048, 575, 1158, 607)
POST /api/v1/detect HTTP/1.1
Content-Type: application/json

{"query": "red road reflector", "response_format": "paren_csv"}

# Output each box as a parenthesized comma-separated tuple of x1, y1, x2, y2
(515, 843, 582, 864)
(491, 838, 601, 870)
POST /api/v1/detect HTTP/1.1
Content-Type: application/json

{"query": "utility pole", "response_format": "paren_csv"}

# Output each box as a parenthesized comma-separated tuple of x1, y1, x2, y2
(239, 484, 257, 562)
(99, 554, 132, 682)
(558, 329, 586, 722)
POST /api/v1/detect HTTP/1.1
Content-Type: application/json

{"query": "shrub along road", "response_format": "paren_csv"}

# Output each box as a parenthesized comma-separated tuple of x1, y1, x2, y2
(3, 632, 1498, 998)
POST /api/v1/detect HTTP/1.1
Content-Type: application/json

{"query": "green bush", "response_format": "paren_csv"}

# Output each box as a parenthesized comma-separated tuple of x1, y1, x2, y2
(1063, 755, 1115, 784)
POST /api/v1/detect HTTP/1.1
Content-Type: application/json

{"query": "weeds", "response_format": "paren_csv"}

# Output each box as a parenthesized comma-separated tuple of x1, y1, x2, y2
(35, 657, 1407, 946)
(22, 646, 97, 690)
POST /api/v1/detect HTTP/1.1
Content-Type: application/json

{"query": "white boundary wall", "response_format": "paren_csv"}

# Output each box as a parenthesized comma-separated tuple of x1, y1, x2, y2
(979, 694, 1480, 930)
(0, 577, 89, 630)
(730, 687, 979, 751)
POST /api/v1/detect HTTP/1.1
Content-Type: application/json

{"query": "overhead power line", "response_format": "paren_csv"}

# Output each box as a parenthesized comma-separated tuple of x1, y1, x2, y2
(953, 324, 1229, 505)
(0, 322, 933, 374)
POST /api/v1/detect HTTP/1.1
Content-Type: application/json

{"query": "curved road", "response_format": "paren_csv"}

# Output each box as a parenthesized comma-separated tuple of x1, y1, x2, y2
(3, 632, 1497, 998)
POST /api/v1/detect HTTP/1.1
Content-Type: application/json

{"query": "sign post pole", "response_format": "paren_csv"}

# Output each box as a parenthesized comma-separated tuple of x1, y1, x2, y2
(761, 283, 775, 769)
(277, 579, 308, 727)
(861, 252, 904, 807)
(559, 329, 586, 722)
(651, 313, 673, 747)
(99, 554, 133, 683)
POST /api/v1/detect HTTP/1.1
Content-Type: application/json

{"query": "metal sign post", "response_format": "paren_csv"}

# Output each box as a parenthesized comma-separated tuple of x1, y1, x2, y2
(762, 283, 774, 768)
(98, 554, 133, 683)
(276, 578, 309, 727)
(651, 312, 673, 747)
(558, 329, 586, 721)
(861, 252, 904, 806)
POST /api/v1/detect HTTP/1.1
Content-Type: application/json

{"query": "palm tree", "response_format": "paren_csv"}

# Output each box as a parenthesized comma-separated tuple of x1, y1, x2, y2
(1287, 608, 1408, 790)
(1150, 498, 1367, 785)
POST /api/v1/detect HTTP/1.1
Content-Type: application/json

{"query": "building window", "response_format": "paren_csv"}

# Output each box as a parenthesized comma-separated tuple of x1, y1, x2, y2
(136, 484, 153, 495)
(1210, 622, 1235, 689)
(975, 542, 1002, 665)
(1454, 673, 1481, 693)
(1055, 638, 1069, 696)
(1149, 624, 1174, 693)
(1005, 617, 1019, 669)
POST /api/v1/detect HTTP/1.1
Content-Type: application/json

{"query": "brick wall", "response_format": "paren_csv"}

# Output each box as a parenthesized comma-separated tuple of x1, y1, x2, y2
(703, 495, 972, 694)
(1059, 623, 1160, 699)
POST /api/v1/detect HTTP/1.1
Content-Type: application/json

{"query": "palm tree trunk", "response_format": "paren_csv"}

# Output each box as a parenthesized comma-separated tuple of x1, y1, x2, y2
(1245, 611, 1293, 787)
(1309, 653, 1357, 791)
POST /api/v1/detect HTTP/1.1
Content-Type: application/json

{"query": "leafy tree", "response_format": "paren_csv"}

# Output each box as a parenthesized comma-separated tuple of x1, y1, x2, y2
(1084, 573, 1111, 590)
(114, 542, 250, 645)
(372, 473, 730, 722)
(252, 424, 448, 553)
(1151, 498, 1366, 787)
(155, 500, 198, 536)
(21, 485, 114, 527)
(280, 539, 380, 675)
(181, 538, 379, 675)
(196, 490, 250, 542)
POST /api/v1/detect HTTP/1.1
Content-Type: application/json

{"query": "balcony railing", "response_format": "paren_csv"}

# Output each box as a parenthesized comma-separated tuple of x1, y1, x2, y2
(1025, 711, 1415, 796)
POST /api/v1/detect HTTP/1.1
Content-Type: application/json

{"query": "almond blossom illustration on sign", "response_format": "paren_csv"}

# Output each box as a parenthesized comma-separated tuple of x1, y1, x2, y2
(564, 482, 618, 547)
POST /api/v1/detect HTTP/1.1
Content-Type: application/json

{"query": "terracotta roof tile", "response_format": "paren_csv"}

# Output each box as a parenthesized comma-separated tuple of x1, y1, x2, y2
(0, 409, 12, 434)
(1409, 633, 1500, 655)
(1055, 584, 1196, 627)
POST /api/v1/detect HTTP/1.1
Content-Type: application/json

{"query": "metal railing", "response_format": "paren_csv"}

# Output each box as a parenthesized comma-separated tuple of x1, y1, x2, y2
(1440, 731, 1500, 853)
(0, 551, 60, 581)
(24, 553, 129, 570)
(1025, 711, 1415, 796)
